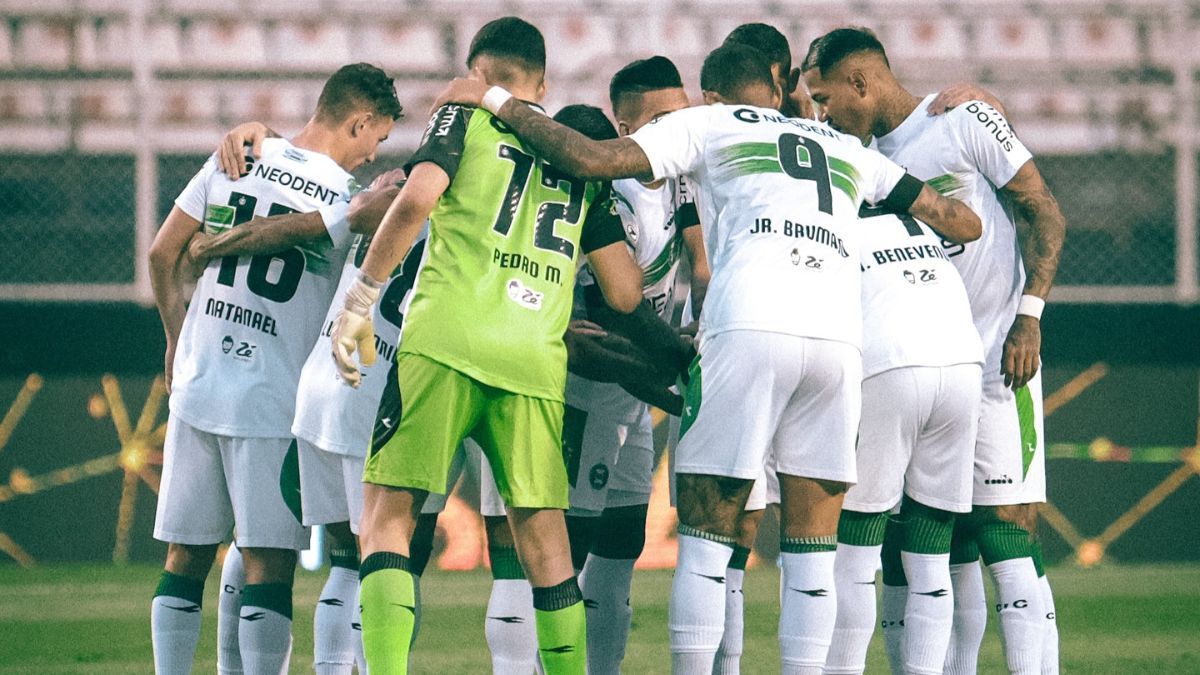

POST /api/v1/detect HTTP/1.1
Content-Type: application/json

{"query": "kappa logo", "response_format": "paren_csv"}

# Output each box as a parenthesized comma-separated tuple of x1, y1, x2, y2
(164, 603, 201, 614)
(489, 615, 525, 624)
(589, 463, 609, 490)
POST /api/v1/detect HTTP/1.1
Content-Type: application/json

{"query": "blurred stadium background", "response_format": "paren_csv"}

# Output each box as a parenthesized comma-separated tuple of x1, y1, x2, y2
(0, 0, 1199, 670)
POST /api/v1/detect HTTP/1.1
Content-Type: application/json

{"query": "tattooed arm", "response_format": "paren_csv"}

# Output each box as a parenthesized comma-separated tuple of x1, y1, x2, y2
(907, 184, 982, 244)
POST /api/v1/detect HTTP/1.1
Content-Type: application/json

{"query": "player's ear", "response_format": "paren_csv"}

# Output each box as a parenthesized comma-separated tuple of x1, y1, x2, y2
(536, 76, 547, 101)
(850, 70, 869, 98)
(350, 112, 374, 138)
(617, 121, 631, 137)
(702, 90, 722, 105)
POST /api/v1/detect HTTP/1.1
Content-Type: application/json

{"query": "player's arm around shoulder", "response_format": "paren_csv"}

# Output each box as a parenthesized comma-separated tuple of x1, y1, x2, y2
(908, 183, 982, 244)
(148, 206, 204, 393)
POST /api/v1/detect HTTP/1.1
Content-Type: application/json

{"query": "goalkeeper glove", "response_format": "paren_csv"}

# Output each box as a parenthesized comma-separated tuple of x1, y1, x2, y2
(331, 272, 383, 387)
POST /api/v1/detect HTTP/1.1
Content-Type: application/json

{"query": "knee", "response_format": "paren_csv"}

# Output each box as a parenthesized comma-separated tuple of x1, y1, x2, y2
(734, 509, 765, 549)
(676, 474, 752, 537)
(240, 547, 297, 585)
(165, 543, 217, 579)
(996, 503, 1039, 535)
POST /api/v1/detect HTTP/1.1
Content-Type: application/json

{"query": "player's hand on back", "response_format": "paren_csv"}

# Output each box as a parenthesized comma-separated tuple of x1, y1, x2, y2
(181, 232, 213, 280)
(430, 69, 491, 114)
(331, 274, 383, 387)
(927, 83, 1007, 117)
(367, 168, 407, 192)
(217, 121, 274, 178)
(1001, 314, 1041, 390)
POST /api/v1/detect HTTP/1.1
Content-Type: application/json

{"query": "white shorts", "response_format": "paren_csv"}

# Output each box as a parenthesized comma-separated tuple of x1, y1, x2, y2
(421, 443, 468, 515)
(973, 369, 1046, 505)
(472, 439, 509, 518)
(844, 364, 982, 514)
(566, 408, 655, 516)
(677, 331, 861, 484)
(297, 439, 366, 532)
(155, 418, 308, 550)
(669, 389, 777, 511)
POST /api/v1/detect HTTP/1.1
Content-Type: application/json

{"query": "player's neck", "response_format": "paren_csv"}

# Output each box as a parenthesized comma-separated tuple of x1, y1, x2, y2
(291, 121, 349, 169)
(872, 86, 922, 139)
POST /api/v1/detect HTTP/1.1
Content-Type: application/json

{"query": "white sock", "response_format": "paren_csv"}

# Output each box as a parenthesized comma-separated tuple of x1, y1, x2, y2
(880, 584, 907, 675)
(988, 557, 1045, 675)
(901, 551, 953, 675)
(669, 533, 733, 675)
(714, 565, 746, 674)
(581, 553, 636, 675)
(944, 560, 986, 675)
(1039, 574, 1059, 675)
(151, 575, 204, 674)
(238, 585, 293, 675)
(218, 545, 245, 674)
(352, 582, 367, 675)
(778, 549, 836, 674)
(314, 566, 358, 675)
(485, 578, 538, 674)
(824, 543, 881, 674)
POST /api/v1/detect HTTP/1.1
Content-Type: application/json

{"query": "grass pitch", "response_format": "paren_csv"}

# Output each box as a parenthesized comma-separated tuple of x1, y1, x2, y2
(1, 562, 1198, 673)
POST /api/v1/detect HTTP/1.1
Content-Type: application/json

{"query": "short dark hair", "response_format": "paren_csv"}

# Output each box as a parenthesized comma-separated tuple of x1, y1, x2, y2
(467, 17, 546, 72)
(700, 43, 774, 99)
(554, 104, 618, 141)
(316, 63, 403, 122)
(723, 23, 792, 73)
(802, 27, 889, 76)
(608, 56, 684, 111)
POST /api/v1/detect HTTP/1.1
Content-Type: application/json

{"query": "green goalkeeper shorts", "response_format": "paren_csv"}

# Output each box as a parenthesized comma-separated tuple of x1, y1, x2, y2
(363, 352, 569, 510)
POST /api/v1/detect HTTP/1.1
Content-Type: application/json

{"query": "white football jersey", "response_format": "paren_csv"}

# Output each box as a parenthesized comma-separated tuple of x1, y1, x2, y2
(292, 229, 428, 456)
(171, 138, 356, 437)
(566, 176, 699, 423)
(874, 96, 1033, 379)
(858, 206, 983, 378)
(629, 104, 909, 348)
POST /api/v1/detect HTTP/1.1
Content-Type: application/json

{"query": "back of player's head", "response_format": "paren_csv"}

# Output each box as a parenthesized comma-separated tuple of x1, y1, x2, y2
(608, 56, 684, 111)
(700, 43, 774, 100)
(315, 63, 403, 123)
(802, 27, 889, 76)
(554, 104, 618, 141)
(467, 17, 546, 76)
(723, 23, 792, 72)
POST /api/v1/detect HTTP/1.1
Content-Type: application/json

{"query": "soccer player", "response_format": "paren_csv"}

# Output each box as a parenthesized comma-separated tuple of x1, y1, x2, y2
(821, 200, 983, 675)
(569, 60, 704, 675)
(431, 41, 981, 673)
(148, 63, 401, 674)
(329, 17, 643, 675)
(187, 167, 408, 675)
(803, 28, 1066, 675)
(723, 22, 815, 121)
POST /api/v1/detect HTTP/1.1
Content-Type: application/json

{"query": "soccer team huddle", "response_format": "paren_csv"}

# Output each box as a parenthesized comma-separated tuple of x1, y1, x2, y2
(147, 14, 1066, 675)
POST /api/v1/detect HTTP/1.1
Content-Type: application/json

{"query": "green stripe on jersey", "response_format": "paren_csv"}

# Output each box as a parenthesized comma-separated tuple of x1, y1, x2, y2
(827, 157, 861, 184)
(642, 235, 681, 287)
(716, 141, 779, 164)
(722, 158, 785, 178)
(829, 172, 858, 203)
(927, 173, 962, 195)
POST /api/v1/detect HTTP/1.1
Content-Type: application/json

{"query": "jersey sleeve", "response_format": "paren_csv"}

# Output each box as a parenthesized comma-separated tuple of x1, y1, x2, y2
(580, 182, 628, 254)
(403, 104, 474, 182)
(852, 144, 909, 208)
(174, 153, 220, 221)
(318, 198, 353, 249)
(950, 100, 1033, 188)
(628, 106, 712, 181)
(674, 175, 700, 229)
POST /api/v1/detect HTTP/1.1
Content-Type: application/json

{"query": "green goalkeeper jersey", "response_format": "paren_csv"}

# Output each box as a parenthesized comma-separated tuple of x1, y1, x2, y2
(399, 104, 624, 402)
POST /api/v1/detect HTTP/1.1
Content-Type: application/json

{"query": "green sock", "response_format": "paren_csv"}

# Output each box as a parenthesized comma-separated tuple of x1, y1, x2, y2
(359, 552, 416, 675)
(900, 496, 956, 554)
(532, 577, 587, 674)
(838, 509, 889, 547)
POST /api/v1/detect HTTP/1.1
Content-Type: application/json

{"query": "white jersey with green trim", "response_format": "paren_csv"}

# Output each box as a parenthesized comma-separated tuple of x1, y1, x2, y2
(858, 207, 983, 378)
(170, 138, 356, 438)
(566, 176, 696, 423)
(874, 95, 1033, 380)
(629, 103, 908, 348)
(292, 228, 428, 457)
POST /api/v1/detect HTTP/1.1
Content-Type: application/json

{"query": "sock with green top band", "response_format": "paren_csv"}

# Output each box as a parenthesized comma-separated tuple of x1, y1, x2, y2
(900, 497, 956, 554)
(678, 524, 736, 547)
(359, 552, 416, 674)
(489, 545, 526, 580)
(974, 519, 1036, 565)
(330, 546, 359, 571)
(780, 534, 837, 554)
(533, 580, 588, 675)
(154, 571, 205, 604)
(728, 545, 751, 571)
(837, 509, 889, 547)
(242, 583, 293, 620)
